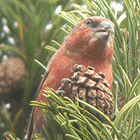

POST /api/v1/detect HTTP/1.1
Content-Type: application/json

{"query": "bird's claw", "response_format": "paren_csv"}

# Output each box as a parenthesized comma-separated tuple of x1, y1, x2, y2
(56, 78, 73, 97)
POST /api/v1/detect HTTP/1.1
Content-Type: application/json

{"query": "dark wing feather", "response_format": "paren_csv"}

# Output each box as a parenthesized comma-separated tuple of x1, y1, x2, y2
(27, 68, 51, 140)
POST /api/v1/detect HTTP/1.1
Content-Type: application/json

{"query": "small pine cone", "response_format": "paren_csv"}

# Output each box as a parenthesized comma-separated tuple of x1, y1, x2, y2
(121, 29, 129, 46)
(118, 93, 125, 110)
(57, 64, 114, 119)
(0, 57, 27, 96)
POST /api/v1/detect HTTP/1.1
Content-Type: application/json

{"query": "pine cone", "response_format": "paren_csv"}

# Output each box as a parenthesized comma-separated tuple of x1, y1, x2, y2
(121, 29, 129, 46)
(57, 64, 114, 119)
(0, 57, 27, 96)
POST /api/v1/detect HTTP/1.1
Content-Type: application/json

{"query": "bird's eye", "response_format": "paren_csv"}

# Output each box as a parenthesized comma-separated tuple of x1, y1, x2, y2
(85, 20, 92, 25)
(85, 20, 98, 28)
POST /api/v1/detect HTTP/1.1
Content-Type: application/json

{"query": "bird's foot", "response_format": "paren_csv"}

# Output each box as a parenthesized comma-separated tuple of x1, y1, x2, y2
(56, 78, 73, 97)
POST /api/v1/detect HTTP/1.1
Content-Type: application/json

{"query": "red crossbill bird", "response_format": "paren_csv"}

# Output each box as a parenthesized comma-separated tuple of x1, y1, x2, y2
(27, 16, 115, 139)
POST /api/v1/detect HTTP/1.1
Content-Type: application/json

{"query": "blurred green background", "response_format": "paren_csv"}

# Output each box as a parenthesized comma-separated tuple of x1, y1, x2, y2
(0, 0, 139, 139)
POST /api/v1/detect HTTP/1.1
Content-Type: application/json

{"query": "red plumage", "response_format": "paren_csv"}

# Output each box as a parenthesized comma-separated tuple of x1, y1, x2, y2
(27, 16, 115, 139)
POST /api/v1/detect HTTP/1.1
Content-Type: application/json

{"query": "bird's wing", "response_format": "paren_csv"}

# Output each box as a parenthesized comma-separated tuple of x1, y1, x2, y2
(36, 67, 51, 98)
(27, 68, 51, 140)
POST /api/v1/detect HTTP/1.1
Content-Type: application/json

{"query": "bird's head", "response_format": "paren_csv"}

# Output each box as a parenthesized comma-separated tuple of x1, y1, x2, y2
(62, 16, 115, 61)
